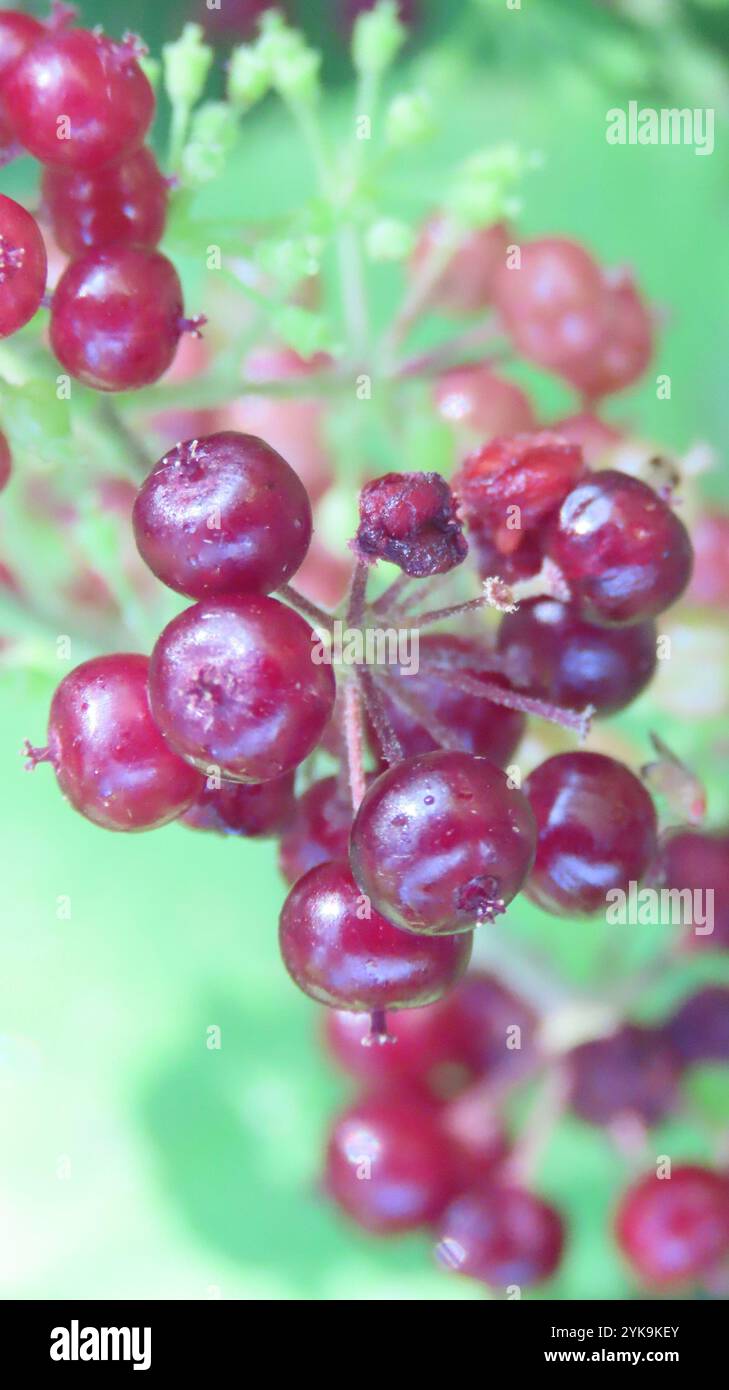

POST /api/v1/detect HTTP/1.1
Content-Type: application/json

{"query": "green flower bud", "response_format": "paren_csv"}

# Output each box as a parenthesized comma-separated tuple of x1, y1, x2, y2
(272, 304, 331, 358)
(163, 23, 213, 110)
(256, 236, 322, 288)
(384, 91, 433, 148)
(449, 143, 531, 228)
(228, 44, 271, 110)
(352, 1, 406, 77)
(257, 10, 321, 106)
(365, 217, 414, 261)
(181, 102, 239, 187)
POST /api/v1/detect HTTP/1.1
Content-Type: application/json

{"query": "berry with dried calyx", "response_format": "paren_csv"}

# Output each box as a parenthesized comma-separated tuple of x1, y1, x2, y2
(355, 471, 467, 576)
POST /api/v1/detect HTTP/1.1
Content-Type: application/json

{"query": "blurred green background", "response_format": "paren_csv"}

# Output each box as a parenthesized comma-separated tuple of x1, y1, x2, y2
(2, 0, 729, 1301)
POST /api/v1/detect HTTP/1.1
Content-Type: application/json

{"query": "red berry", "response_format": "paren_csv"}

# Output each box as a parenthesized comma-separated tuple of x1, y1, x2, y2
(551, 411, 622, 465)
(453, 432, 585, 579)
(666, 986, 729, 1066)
(562, 270, 653, 399)
(410, 216, 509, 315)
(326, 1095, 455, 1234)
(0, 10, 44, 149)
(0, 429, 11, 491)
(224, 347, 334, 505)
(350, 751, 537, 934)
(439, 970, 538, 1082)
(649, 828, 729, 951)
(278, 775, 355, 886)
(372, 634, 525, 767)
(0, 193, 47, 339)
(568, 1024, 680, 1128)
(436, 1183, 565, 1288)
(616, 1165, 729, 1288)
(323, 1003, 475, 1099)
(280, 859, 472, 1012)
(5, 29, 154, 171)
(438, 1086, 510, 1190)
(433, 364, 536, 440)
(356, 471, 467, 577)
(50, 246, 187, 392)
(133, 432, 312, 600)
(525, 752, 658, 917)
(494, 237, 605, 376)
(41, 147, 168, 257)
(182, 770, 295, 837)
(148, 594, 336, 783)
(34, 653, 203, 831)
(686, 512, 729, 608)
(547, 469, 693, 626)
(496, 596, 657, 716)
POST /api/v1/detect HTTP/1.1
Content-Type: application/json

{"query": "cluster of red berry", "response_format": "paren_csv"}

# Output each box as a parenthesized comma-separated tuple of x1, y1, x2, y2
(2, 4, 729, 1299)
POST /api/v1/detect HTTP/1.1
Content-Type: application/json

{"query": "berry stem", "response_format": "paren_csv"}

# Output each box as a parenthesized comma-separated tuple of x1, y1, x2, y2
(394, 316, 504, 378)
(503, 1062, 571, 1186)
(277, 584, 333, 633)
(346, 558, 369, 627)
(377, 670, 470, 753)
(443, 668, 594, 737)
(342, 674, 368, 812)
(358, 667, 403, 764)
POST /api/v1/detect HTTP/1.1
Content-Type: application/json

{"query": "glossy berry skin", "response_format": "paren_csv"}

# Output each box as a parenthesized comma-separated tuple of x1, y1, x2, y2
(50, 247, 185, 392)
(0, 430, 10, 491)
(356, 471, 467, 577)
(326, 1096, 455, 1235)
(453, 432, 584, 580)
(525, 752, 658, 918)
(41, 147, 168, 257)
(374, 634, 525, 767)
(278, 775, 355, 886)
(0, 10, 43, 148)
(494, 237, 605, 375)
(666, 987, 729, 1067)
(615, 1166, 729, 1288)
(439, 971, 538, 1083)
(497, 597, 657, 716)
(410, 216, 509, 315)
(42, 653, 203, 831)
(133, 431, 312, 600)
(279, 860, 472, 1012)
(547, 470, 693, 626)
(148, 594, 336, 783)
(323, 1003, 476, 1100)
(350, 751, 537, 935)
(436, 1184, 565, 1289)
(433, 364, 536, 441)
(568, 1025, 680, 1128)
(439, 1086, 510, 1190)
(0, 194, 47, 339)
(5, 29, 154, 171)
(648, 828, 729, 951)
(182, 770, 295, 837)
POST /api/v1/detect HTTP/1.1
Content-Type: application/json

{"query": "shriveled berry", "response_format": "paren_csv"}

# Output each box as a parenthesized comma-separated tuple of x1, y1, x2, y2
(278, 775, 355, 885)
(433, 364, 536, 441)
(666, 987, 729, 1067)
(436, 1183, 565, 1288)
(280, 859, 472, 1012)
(50, 247, 187, 392)
(0, 194, 47, 339)
(326, 1095, 455, 1234)
(356, 471, 467, 577)
(182, 770, 295, 837)
(616, 1165, 729, 1288)
(133, 432, 312, 600)
(410, 216, 509, 315)
(497, 597, 657, 716)
(148, 594, 335, 783)
(547, 470, 693, 626)
(525, 752, 658, 917)
(5, 29, 154, 171)
(41, 147, 168, 256)
(648, 828, 729, 951)
(30, 653, 203, 831)
(350, 751, 537, 934)
(568, 1024, 680, 1128)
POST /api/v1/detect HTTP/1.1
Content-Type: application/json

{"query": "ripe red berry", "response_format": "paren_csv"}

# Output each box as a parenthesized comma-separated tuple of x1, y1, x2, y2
(438, 1086, 510, 1190)
(561, 270, 653, 399)
(666, 987, 729, 1066)
(5, 28, 154, 171)
(30, 653, 203, 831)
(615, 1165, 729, 1288)
(182, 770, 295, 837)
(493, 237, 605, 376)
(50, 246, 188, 392)
(280, 860, 472, 1012)
(326, 1095, 455, 1234)
(278, 775, 356, 885)
(685, 511, 729, 608)
(453, 432, 585, 580)
(0, 193, 47, 339)
(546, 470, 693, 626)
(373, 634, 525, 767)
(350, 751, 537, 934)
(648, 828, 729, 951)
(0, 10, 44, 150)
(436, 1183, 565, 1288)
(568, 1024, 680, 1128)
(525, 752, 658, 917)
(225, 347, 334, 505)
(438, 970, 538, 1083)
(133, 432, 312, 600)
(148, 594, 336, 783)
(41, 147, 168, 257)
(0, 429, 11, 491)
(356, 471, 467, 576)
(551, 411, 622, 464)
(496, 597, 657, 716)
(410, 216, 509, 315)
(433, 364, 536, 441)
(323, 1002, 475, 1099)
